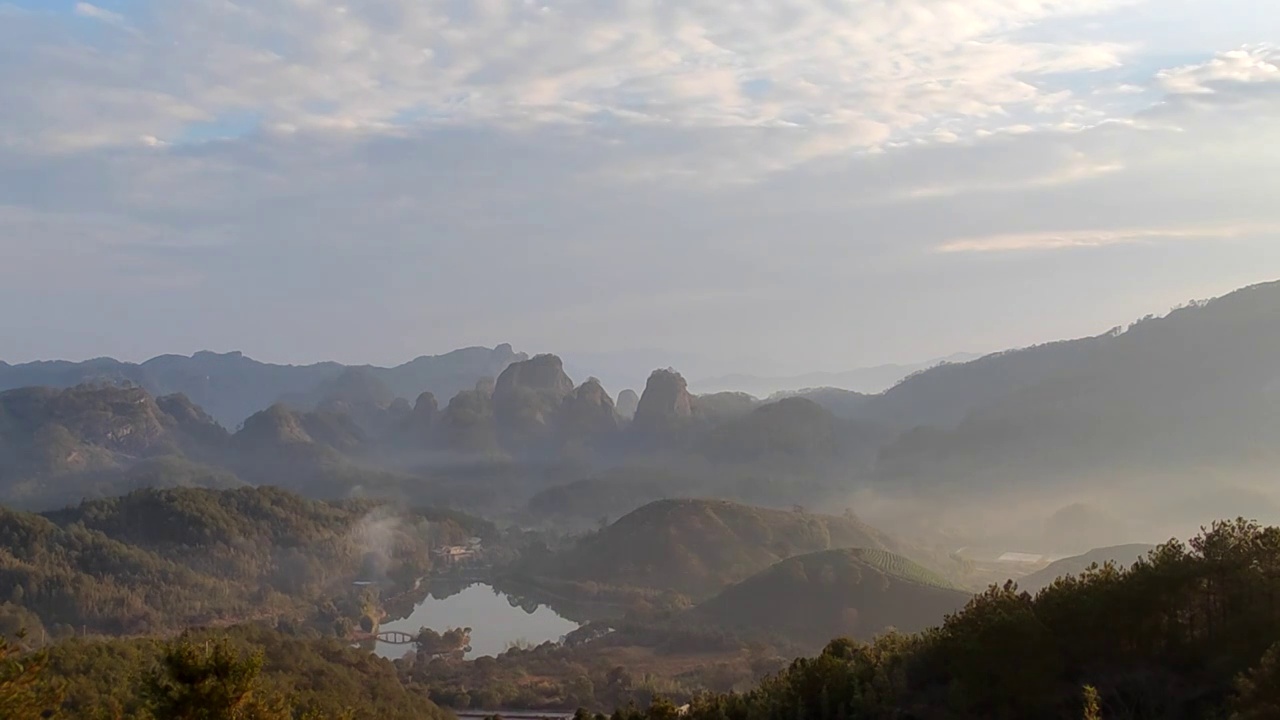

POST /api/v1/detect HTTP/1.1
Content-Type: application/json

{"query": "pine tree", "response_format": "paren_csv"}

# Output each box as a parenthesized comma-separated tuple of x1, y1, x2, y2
(141, 636, 291, 720)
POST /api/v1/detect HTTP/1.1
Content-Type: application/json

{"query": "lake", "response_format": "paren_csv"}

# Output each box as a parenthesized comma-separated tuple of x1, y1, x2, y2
(374, 582, 580, 659)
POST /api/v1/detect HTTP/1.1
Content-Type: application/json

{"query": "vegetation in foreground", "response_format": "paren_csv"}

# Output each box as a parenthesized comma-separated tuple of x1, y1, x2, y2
(10, 519, 1280, 718)
(606, 518, 1280, 719)
(2, 624, 447, 720)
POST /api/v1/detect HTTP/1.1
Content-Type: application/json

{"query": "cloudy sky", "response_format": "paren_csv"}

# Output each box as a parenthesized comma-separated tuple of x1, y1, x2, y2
(2, 0, 1278, 378)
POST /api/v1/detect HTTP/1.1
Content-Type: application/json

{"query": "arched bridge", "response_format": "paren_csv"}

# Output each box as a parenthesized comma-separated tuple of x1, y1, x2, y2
(376, 631, 416, 645)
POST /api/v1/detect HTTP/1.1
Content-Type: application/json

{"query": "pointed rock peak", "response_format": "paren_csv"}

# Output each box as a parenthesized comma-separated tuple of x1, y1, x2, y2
(634, 368, 694, 431)
(495, 354, 575, 397)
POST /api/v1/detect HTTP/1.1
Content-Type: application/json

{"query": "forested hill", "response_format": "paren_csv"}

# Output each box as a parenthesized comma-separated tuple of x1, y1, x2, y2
(10, 624, 450, 720)
(604, 519, 1280, 720)
(0, 345, 526, 428)
(689, 548, 971, 650)
(520, 498, 943, 599)
(0, 485, 490, 636)
(1017, 543, 1157, 595)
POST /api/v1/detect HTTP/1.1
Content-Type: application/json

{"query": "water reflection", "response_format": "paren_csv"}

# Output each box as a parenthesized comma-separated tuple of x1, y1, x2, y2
(375, 582, 580, 660)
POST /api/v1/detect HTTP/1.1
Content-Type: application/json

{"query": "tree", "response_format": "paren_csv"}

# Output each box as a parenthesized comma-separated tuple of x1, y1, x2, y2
(1232, 641, 1280, 719)
(0, 633, 62, 720)
(141, 636, 291, 720)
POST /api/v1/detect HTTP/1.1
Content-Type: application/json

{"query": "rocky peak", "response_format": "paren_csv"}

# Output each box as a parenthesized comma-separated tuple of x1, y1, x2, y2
(615, 389, 640, 420)
(235, 404, 314, 448)
(494, 354, 575, 398)
(492, 355, 575, 453)
(558, 378, 619, 439)
(632, 368, 694, 433)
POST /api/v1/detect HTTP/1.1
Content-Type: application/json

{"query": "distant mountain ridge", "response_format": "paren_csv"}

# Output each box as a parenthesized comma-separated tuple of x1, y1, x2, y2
(0, 345, 527, 428)
(866, 281, 1280, 481)
(693, 353, 982, 397)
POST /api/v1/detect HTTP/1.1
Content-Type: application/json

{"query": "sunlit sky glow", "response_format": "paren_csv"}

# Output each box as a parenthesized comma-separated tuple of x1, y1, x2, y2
(2, 0, 1279, 379)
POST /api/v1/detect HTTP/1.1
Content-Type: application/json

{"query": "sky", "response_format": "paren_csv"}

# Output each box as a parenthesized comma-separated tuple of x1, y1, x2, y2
(2, 0, 1279, 378)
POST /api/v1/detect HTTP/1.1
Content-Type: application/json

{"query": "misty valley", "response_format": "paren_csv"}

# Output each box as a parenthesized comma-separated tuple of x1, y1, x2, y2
(6, 281, 1280, 719)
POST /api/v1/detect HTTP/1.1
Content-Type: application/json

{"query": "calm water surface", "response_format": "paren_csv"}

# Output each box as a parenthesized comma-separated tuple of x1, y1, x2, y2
(374, 582, 579, 659)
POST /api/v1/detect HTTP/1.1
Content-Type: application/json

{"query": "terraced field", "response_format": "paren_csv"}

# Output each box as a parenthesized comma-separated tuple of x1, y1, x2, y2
(848, 547, 961, 590)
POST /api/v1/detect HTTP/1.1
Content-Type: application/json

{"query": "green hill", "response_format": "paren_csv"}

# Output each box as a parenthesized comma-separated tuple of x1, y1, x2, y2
(1017, 543, 1156, 594)
(528, 498, 931, 599)
(37, 624, 449, 720)
(689, 548, 971, 649)
(0, 384, 236, 509)
(0, 486, 490, 636)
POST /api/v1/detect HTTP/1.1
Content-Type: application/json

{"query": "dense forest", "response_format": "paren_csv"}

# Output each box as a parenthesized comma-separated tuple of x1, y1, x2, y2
(0, 486, 493, 637)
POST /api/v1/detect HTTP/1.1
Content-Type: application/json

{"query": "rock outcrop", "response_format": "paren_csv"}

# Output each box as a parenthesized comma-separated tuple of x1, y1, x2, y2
(615, 389, 640, 420)
(439, 383, 498, 454)
(492, 355, 576, 454)
(632, 369, 695, 434)
(558, 378, 620, 444)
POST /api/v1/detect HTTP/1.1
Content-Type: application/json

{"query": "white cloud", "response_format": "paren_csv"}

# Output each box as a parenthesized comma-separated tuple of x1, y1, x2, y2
(2, 0, 1141, 154)
(73, 2, 126, 25)
(935, 224, 1280, 254)
(2, 1, 1280, 369)
(1158, 45, 1280, 95)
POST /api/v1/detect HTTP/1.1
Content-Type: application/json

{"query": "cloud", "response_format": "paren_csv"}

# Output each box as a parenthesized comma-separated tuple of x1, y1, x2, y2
(935, 224, 1280, 254)
(73, 2, 128, 27)
(2, 0, 1140, 154)
(1158, 45, 1280, 95)
(2, 2, 1279, 370)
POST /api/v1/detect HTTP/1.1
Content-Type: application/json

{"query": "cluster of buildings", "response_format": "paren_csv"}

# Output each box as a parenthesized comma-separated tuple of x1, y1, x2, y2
(432, 536, 483, 565)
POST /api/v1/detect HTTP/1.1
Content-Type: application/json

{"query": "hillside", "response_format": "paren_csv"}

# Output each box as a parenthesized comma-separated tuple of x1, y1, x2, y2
(867, 281, 1280, 481)
(1017, 543, 1156, 594)
(37, 624, 449, 720)
(689, 548, 970, 649)
(0, 384, 235, 509)
(611, 519, 1280, 720)
(0, 485, 488, 635)
(0, 345, 526, 428)
(524, 499, 927, 599)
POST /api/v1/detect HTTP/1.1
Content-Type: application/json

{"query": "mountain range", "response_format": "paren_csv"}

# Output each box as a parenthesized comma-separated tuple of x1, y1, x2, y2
(4, 279, 1280, 538)
(692, 352, 982, 397)
(0, 345, 526, 429)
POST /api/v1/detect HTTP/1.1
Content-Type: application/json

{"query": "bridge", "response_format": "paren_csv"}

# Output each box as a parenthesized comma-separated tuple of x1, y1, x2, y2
(375, 630, 416, 645)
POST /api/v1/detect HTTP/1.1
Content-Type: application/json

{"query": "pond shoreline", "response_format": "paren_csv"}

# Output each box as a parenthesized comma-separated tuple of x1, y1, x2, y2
(373, 581, 581, 660)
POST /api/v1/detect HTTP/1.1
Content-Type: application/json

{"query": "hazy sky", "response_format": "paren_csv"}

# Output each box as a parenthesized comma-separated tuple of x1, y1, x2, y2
(2, 0, 1279, 376)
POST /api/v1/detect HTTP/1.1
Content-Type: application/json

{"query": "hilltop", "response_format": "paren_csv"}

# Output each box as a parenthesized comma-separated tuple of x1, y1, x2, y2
(522, 498, 929, 599)
(689, 548, 971, 649)
(1017, 543, 1157, 594)
(0, 485, 490, 636)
